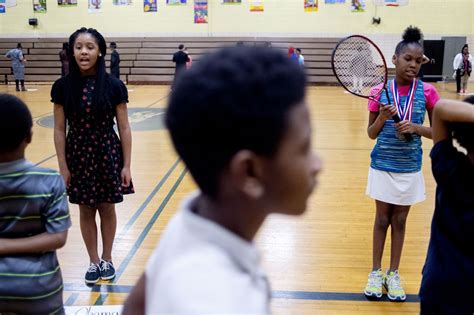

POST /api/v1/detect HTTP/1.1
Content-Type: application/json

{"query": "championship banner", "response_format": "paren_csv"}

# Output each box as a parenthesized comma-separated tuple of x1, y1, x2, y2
(194, 0, 208, 23)
(167, 0, 186, 5)
(88, 0, 102, 13)
(373, 0, 408, 6)
(144, 0, 157, 11)
(113, 0, 132, 5)
(304, 0, 318, 12)
(222, 0, 241, 4)
(250, 0, 263, 12)
(0, 0, 6, 13)
(351, 0, 365, 11)
(33, 0, 47, 13)
(58, 0, 78, 7)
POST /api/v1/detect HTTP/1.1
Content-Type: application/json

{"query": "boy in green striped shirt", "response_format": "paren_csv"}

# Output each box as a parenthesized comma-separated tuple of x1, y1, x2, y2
(0, 94, 71, 314)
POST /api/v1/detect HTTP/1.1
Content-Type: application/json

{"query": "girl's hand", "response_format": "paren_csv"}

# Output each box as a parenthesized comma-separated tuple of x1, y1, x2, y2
(378, 105, 398, 121)
(59, 166, 71, 188)
(395, 120, 417, 134)
(121, 167, 132, 187)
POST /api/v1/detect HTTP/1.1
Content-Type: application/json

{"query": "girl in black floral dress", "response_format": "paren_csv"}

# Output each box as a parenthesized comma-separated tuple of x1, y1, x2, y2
(51, 27, 134, 284)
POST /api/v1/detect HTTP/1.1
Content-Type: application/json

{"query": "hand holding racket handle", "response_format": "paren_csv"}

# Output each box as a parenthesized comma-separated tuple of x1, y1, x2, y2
(384, 90, 413, 141)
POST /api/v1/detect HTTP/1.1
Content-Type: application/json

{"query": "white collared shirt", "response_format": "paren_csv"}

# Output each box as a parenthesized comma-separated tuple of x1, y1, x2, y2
(145, 192, 271, 314)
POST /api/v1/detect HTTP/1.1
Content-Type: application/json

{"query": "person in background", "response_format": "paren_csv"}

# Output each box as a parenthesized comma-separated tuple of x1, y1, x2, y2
(171, 44, 190, 88)
(110, 41, 120, 80)
(184, 47, 192, 70)
(296, 48, 305, 67)
(59, 42, 70, 77)
(453, 44, 473, 95)
(5, 43, 27, 92)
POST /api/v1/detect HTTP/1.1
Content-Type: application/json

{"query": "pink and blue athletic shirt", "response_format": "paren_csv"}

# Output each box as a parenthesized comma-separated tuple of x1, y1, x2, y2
(368, 80, 440, 173)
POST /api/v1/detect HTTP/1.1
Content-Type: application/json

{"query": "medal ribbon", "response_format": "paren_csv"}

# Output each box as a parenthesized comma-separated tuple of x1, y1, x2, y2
(390, 79, 417, 121)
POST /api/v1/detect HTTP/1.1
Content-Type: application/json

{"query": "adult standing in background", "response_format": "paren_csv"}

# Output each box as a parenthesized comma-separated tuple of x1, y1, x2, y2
(110, 42, 120, 79)
(172, 44, 189, 88)
(59, 42, 70, 77)
(453, 44, 473, 95)
(5, 43, 27, 92)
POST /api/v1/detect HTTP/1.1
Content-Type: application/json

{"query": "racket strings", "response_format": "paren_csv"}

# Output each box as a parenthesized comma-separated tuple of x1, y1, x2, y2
(332, 37, 387, 97)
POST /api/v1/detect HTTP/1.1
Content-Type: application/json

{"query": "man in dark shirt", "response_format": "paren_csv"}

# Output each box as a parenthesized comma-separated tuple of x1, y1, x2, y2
(172, 44, 189, 87)
(110, 42, 120, 79)
(419, 97, 474, 315)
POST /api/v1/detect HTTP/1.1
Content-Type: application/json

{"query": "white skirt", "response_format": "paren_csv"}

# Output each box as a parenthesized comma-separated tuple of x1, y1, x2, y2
(366, 167, 426, 206)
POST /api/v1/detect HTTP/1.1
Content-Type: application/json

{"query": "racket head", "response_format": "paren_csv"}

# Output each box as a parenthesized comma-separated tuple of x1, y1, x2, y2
(331, 35, 388, 98)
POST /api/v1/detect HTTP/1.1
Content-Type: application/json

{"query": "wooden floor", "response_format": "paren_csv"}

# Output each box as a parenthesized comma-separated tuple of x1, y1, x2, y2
(0, 81, 467, 314)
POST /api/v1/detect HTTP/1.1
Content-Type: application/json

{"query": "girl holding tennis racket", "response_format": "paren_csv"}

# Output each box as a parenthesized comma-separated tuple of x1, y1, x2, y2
(363, 26, 440, 302)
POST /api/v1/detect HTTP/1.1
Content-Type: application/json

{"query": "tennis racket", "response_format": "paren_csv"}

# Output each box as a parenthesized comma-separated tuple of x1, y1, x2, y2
(331, 35, 412, 140)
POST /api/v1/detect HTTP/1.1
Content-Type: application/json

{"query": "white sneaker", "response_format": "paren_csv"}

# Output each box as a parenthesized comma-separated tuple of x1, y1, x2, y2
(384, 270, 406, 302)
(364, 269, 383, 299)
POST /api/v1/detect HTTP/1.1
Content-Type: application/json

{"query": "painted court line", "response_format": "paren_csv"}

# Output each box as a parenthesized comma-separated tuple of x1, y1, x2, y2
(114, 158, 181, 243)
(63, 283, 420, 303)
(113, 167, 188, 282)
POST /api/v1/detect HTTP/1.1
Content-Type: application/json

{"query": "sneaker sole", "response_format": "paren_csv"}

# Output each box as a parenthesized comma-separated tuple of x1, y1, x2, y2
(85, 278, 100, 284)
(383, 284, 406, 302)
(101, 274, 116, 280)
(386, 294, 406, 302)
(364, 290, 382, 300)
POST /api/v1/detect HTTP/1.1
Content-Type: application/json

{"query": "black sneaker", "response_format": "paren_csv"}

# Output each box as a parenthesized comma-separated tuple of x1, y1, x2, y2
(85, 263, 101, 284)
(100, 259, 116, 280)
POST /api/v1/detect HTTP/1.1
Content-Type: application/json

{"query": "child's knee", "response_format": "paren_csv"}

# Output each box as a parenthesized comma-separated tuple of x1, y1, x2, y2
(391, 214, 407, 231)
(374, 215, 390, 229)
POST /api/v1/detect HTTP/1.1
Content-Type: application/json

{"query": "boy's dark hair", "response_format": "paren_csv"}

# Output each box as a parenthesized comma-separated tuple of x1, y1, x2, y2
(166, 46, 306, 197)
(452, 96, 474, 152)
(395, 26, 424, 55)
(178, 44, 184, 50)
(110, 41, 117, 48)
(16, 43, 22, 49)
(0, 94, 32, 153)
(296, 48, 301, 53)
(461, 44, 468, 53)
(64, 27, 109, 119)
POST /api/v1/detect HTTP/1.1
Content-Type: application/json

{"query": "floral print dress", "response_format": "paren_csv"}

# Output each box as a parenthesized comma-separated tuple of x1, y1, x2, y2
(63, 76, 134, 207)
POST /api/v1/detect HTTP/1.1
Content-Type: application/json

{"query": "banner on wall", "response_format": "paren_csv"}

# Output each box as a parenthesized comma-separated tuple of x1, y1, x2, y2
(304, 0, 318, 12)
(144, 0, 157, 11)
(58, 0, 77, 6)
(373, 0, 408, 6)
(88, 0, 102, 13)
(113, 0, 132, 5)
(222, 0, 241, 4)
(167, 0, 186, 5)
(325, 0, 344, 3)
(194, 0, 208, 23)
(250, 0, 263, 12)
(0, 0, 5, 13)
(351, 0, 365, 11)
(33, 0, 47, 13)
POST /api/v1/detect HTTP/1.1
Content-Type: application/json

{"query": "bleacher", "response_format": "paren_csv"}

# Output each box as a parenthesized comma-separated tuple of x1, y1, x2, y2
(0, 37, 341, 85)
